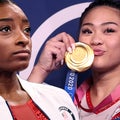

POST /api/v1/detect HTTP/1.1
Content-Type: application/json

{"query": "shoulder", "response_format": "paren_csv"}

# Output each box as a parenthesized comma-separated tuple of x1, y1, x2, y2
(17, 75, 72, 100)
(17, 75, 79, 120)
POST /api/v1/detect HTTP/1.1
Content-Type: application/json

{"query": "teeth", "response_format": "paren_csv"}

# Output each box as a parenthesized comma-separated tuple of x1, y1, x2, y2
(65, 42, 94, 72)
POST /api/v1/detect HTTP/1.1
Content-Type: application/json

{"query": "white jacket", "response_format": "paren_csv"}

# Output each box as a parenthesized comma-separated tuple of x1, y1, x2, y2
(0, 76, 79, 120)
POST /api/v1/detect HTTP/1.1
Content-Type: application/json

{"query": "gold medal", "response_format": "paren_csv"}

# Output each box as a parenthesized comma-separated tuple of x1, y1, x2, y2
(65, 42, 94, 72)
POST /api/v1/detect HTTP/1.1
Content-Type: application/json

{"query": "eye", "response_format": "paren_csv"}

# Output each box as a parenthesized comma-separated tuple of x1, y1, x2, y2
(24, 27, 31, 35)
(0, 26, 11, 32)
(104, 28, 115, 33)
(81, 28, 92, 34)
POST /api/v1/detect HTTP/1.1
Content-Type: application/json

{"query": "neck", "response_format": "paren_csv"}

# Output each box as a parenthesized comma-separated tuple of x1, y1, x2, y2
(0, 71, 30, 106)
(92, 68, 120, 92)
(0, 72, 21, 95)
(90, 68, 120, 107)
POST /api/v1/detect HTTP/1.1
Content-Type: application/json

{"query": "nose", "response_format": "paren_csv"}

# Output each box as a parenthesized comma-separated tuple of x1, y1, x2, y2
(90, 32, 103, 46)
(15, 31, 31, 47)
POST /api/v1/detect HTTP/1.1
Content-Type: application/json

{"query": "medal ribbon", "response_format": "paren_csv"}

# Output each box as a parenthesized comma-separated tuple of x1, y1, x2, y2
(64, 69, 78, 101)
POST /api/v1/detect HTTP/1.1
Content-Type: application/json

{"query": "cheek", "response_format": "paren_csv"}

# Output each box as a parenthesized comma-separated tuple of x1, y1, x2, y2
(30, 43, 32, 49)
(29, 40, 32, 50)
(78, 36, 91, 45)
(29, 40, 32, 48)
(108, 41, 120, 60)
(108, 39, 120, 50)
(0, 52, 9, 66)
(0, 46, 8, 56)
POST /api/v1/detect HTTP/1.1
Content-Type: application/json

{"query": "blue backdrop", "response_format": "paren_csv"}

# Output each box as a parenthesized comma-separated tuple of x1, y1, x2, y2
(14, 0, 93, 88)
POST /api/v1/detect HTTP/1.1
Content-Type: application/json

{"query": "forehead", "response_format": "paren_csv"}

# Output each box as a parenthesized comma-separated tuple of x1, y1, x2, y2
(83, 6, 120, 23)
(0, 3, 28, 21)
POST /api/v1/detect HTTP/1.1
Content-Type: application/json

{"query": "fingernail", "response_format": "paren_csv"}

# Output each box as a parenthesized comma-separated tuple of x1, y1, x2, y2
(67, 47, 72, 53)
(61, 59, 64, 65)
(71, 43, 75, 50)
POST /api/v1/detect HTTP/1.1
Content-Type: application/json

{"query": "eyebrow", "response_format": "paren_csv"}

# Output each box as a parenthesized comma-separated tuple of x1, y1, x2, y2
(102, 22, 118, 26)
(0, 18, 13, 22)
(22, 19, 29, 24)
(82, 22, 118, 27)
(82, 23, 93, 26)
(0, 18, 29, 23)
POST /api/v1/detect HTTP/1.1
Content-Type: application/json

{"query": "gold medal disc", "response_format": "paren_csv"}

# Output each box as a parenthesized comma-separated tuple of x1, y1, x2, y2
(65, 42, 94, 72)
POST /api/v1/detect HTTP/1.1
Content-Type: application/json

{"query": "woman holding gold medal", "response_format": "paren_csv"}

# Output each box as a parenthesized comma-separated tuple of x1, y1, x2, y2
(0, 0, 79, 119)
(29, 0, 120, 119)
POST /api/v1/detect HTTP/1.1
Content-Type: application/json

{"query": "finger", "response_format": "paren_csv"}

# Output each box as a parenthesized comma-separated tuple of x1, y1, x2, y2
(67, 34, 75, 50)
(54, 32, 76, 53)
(46, 39, 66, 57)
(45, 44, 64, 62)
(51, 32, 73, 50)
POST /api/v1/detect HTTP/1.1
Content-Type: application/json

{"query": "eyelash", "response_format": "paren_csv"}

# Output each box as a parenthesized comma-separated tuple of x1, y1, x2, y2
(0, 26, 31, 35)
(0, 26, 11, 32)
(104, 28, 115, 33)
(81, 29, 92, 34)
(24, 27, 31, 35)
(81, 28, 115, 34)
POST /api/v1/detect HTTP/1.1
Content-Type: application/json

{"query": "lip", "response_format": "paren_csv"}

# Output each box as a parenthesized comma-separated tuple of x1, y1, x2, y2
(93, 48, 105, 56)
(13, 49, 31, 56)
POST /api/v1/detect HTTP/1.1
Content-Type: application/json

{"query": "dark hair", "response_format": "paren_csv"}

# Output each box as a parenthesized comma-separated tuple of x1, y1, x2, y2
(0, 0, 15, 5)
(77, 0, 120, 38)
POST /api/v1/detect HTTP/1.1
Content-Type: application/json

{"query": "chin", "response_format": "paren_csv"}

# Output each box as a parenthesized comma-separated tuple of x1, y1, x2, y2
(14, 63, 29, 72)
